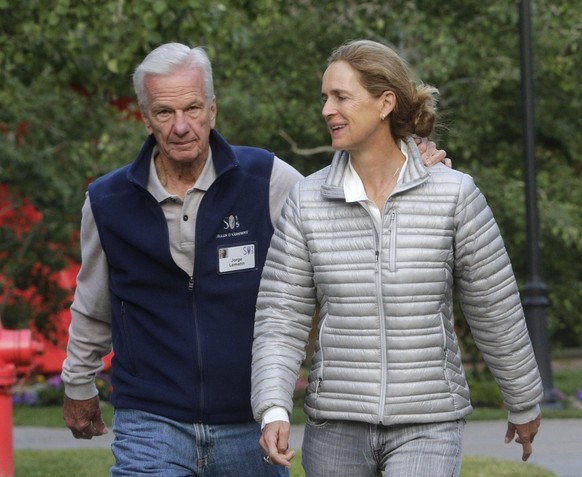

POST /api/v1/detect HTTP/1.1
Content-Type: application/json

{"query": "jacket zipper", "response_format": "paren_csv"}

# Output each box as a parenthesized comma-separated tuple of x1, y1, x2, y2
(375, 225, 388, 425)
(388, 210, 397, 272)
(188, 274, 206, 420)
(315, 315, 327, 399)
(440, 314, 449, 378)
(314, 377, 323, 399)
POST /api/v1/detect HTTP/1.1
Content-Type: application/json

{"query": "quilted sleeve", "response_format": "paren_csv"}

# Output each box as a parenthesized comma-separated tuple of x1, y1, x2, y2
(251, 183, 317, 422)
(453, 174, 543, 413)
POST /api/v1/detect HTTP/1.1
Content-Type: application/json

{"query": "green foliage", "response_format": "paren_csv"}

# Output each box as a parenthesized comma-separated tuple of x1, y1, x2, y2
(1, 0, 580, 350)
(552, 362, 582, 397)
(467, 376, 504, 408)
(0, 74, 144, 331)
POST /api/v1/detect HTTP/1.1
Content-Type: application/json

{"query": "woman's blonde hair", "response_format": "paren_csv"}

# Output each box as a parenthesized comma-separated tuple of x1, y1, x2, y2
(327, 39, 439, 139)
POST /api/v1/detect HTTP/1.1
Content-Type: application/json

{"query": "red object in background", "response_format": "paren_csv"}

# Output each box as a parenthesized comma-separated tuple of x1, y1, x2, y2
(0, 183, 112, 375)
(32, 263, 113, 375)
(0, 184, 42, 237)
(0, 364, 16, 477)
(1, 87, 138, 393)
(0, 325, 43, 477)
(109, 96, 142, 122)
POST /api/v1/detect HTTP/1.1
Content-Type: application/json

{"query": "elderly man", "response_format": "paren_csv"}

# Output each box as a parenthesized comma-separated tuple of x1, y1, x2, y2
(61, 43, 302, 476)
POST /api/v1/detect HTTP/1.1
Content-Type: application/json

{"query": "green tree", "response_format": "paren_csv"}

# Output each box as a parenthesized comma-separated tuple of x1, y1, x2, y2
(1, 0, 580, 351)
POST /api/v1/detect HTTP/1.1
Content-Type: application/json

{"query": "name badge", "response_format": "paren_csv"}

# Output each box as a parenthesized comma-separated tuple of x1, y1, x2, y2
(218, 243, 256, 274)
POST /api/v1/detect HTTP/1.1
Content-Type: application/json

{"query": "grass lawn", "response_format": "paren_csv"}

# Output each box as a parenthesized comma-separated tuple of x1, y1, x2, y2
(14, 449, 554, 477)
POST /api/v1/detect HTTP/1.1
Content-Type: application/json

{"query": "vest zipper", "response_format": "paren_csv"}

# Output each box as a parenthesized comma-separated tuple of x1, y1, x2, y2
(189, 274, 205, 420)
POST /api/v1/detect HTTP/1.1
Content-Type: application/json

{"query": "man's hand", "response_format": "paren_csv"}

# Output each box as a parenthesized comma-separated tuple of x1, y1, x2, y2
(504, 414, 541, 461)
(259, 420, 296, 468)
(63, 394, 108, 439)
(415, 137, 452, 168)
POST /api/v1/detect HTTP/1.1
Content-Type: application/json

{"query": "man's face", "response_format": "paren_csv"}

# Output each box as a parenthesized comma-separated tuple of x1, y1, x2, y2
(142, 67, 216, 165)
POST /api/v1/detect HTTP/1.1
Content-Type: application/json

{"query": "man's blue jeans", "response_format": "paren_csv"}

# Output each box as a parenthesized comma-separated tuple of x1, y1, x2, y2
(111, 408, 288, 476)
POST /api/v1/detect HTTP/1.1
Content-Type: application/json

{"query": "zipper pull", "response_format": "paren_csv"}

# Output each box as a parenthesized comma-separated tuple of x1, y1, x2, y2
(188, 276, 194, 291)
(315, 377, 322, 398)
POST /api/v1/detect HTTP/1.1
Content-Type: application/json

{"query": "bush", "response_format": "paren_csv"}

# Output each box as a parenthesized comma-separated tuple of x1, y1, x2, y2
(467, 376, 504, 408)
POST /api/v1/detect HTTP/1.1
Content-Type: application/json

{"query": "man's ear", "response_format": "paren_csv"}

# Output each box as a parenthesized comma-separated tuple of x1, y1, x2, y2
(210, 97, 217, 129)
(142, 113, 153, 135)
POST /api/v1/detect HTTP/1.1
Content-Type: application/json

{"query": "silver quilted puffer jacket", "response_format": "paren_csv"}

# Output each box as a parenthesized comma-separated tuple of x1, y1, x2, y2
(251, 137, 543, 426)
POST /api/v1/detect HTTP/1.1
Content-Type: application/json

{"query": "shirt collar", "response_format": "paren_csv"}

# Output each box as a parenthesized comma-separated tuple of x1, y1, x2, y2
(148, 146, 216, 203)
(343, 140, 410, 203)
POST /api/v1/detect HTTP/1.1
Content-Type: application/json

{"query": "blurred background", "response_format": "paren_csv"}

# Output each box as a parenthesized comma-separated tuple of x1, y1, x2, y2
(1, 0, 580, 383)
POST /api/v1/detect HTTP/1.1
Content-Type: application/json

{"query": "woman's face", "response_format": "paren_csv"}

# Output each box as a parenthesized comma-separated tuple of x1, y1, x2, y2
(321, 61, 389, 154)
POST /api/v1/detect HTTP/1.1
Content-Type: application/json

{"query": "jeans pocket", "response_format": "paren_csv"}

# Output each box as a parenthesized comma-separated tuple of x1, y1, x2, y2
(306, 416, 329, 428)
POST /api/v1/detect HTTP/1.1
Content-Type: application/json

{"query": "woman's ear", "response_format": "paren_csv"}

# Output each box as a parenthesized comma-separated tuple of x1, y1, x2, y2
(380, 90, 396, 119)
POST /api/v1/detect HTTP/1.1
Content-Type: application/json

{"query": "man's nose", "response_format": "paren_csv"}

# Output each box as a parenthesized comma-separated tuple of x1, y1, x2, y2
(173, 111, 189, 135)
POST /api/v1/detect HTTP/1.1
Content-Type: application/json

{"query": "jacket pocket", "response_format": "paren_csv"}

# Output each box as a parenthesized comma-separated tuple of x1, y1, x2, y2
(119, 300, 139, 376)
(439, 313, 450, 380)
(305, 416, 329, 428)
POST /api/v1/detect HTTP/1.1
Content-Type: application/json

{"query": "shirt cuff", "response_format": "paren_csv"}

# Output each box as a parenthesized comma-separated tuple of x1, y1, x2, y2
(261, 406, 290, 429)
(63, 383, 99, 401)
(508, 404, 541, 425)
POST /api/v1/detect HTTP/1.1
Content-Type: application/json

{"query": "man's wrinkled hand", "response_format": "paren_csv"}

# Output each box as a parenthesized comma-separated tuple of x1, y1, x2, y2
(504, 415, 541, 461)
(415, 136, 451, 168)
(63, 394, 108, 439)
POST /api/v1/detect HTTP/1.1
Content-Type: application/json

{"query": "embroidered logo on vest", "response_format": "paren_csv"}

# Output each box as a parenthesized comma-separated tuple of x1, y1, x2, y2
(223, 214, 240, 230)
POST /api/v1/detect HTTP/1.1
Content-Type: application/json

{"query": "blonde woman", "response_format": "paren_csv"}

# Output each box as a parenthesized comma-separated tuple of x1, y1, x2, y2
(251, 40, 542, 477)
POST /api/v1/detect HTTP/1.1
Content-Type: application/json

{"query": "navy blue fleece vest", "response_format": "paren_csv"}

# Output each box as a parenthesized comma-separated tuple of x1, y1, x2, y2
(89, 130, 275, 424)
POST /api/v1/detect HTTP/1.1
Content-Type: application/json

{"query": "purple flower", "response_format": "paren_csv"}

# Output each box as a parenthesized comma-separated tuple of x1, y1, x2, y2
(551, 388, 567, 401)
(12, 391, 38, 406)
(576, 389, 582, 401)
(47, 375, 63, 389)
(12, 395, 25, 406)
(23, 392, 38, 406)
(96, 372, 111, 383)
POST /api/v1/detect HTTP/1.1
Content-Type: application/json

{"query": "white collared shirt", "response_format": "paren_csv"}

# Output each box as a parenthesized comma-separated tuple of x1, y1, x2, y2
(343, 140, 409, 230)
